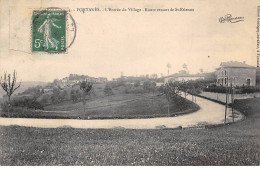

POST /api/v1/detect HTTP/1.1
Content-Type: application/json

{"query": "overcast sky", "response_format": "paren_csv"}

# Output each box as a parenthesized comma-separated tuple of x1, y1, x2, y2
(0, 0, 258, 82)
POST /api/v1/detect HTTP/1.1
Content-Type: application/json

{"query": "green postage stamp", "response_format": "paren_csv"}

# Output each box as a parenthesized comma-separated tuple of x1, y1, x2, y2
(32, 10, 66, 52)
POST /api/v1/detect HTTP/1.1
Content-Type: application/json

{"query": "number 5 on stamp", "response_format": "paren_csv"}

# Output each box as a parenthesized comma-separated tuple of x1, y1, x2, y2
(32, 10, 66, 52)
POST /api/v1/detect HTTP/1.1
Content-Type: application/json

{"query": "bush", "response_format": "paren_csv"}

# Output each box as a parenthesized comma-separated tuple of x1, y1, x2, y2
(104, 84, 113, 96)
(203, 86, 260, 94)
(0, 101, 9, 112)
(240, 86, 260, 93)
(203, 86, 227, 93)
(143, 81, 156, 91)
(1, 97, 44, 113)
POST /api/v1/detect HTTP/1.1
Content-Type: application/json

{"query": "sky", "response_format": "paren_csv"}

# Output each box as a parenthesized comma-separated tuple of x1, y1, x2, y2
(0, 0, 258, 82)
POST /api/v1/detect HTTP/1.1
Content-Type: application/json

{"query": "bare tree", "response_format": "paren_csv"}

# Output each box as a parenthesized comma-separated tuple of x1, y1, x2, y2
(0, 70, 21, 117)
(80, 80, 93, 114)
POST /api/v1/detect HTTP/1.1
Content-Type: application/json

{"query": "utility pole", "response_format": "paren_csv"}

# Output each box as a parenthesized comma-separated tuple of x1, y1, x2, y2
(224, 78, 228, 124)
(231, 78, 234, 123)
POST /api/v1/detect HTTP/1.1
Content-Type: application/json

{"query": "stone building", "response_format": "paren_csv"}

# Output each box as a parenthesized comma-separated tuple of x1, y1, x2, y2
(216, 61, 256, 87)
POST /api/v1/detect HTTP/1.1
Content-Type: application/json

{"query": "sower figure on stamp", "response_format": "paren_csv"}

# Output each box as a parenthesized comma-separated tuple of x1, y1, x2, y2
(38, 14, 61, 50)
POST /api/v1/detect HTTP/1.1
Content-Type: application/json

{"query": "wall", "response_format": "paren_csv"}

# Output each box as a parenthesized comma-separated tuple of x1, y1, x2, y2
(228, 67, 256, 86)
(216, 67, 256, 86)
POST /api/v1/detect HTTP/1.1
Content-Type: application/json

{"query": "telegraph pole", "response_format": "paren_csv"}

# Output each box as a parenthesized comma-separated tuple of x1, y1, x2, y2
(224, 78, 228, 124)
(231, 79, 234, 123)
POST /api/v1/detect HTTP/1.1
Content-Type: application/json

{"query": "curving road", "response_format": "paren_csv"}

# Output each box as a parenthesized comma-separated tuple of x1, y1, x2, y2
(0, 93, 244, 129)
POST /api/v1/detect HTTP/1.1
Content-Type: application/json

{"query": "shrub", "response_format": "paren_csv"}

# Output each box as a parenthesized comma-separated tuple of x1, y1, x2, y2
(203, 86, 227, 93)
(203, 86, 260, 94)
(1, 98, 44, 113)
(104, 84, 113, 96)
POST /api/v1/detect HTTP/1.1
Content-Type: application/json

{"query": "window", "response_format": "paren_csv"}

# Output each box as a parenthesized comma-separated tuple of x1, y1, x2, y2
(225, 70, 227, 76)
(247, 79, 251, 86)
(225, 78, 227, 85)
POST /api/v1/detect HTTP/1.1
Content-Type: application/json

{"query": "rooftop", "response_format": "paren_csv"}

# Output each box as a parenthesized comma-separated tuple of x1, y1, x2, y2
(218, 61, 255, 68)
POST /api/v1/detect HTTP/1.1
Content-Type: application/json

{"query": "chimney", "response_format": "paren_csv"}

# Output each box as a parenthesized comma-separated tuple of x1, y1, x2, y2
(243, 61, 246, 64)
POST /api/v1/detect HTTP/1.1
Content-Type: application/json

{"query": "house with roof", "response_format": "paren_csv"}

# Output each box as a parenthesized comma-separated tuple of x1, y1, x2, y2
(216, 61, 256, 87)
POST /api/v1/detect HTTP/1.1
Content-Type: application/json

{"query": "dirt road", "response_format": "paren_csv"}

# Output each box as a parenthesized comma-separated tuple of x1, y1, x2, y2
(0, 93, 244, 129)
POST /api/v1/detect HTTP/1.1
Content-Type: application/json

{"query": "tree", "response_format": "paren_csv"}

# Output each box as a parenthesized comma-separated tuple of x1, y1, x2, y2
(177, 80, 205, 102)
(162, 82, 180, 116)
(167, 63, 171, 75)
(182, 64, 189, 74)
(70, 89, 77, 102)
(60, 90, 68, 101)
(51, 88, 61, 104)
(80, 80, 93, 113)
(75, 89, 81, 100)
(0, 70, 21, 117)
(53, 78, 59, 87)
(200, 68, 204, 74)
(178, 81, 190, 99)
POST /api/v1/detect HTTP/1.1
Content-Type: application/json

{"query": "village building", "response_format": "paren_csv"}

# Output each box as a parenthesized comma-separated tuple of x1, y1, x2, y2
(164, 74, 205, 84)
(216, 61, 256, 87)
(96, 77, 108, 83)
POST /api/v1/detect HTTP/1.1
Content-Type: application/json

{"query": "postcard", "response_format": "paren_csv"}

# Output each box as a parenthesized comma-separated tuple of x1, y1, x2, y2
(0, 0, 259, 166)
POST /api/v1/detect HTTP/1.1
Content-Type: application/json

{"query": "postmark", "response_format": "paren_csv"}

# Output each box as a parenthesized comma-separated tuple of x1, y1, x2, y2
(32, 8, 76, 53)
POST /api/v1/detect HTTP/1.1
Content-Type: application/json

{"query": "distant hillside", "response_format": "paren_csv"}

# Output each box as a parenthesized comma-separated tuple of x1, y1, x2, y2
(0, 81, 48, 99)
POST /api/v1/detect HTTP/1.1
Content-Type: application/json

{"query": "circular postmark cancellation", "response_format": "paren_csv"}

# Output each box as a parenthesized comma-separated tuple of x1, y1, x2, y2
(32, 7, 76, 53)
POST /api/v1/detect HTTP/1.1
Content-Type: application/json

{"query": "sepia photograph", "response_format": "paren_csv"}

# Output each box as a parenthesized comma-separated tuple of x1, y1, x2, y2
(0, 0, 259, 166)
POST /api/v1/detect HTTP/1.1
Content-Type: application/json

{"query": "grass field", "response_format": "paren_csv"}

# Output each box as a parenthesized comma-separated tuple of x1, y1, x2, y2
(0, 98, 259, 165)
(3, 93, 199, 119)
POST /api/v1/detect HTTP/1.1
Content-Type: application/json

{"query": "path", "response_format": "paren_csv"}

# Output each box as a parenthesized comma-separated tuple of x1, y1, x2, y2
(0, 93, 244, 129)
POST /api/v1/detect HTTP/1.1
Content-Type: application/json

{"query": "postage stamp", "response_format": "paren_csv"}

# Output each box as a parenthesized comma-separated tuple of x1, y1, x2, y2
(32, 10, 66, 53)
